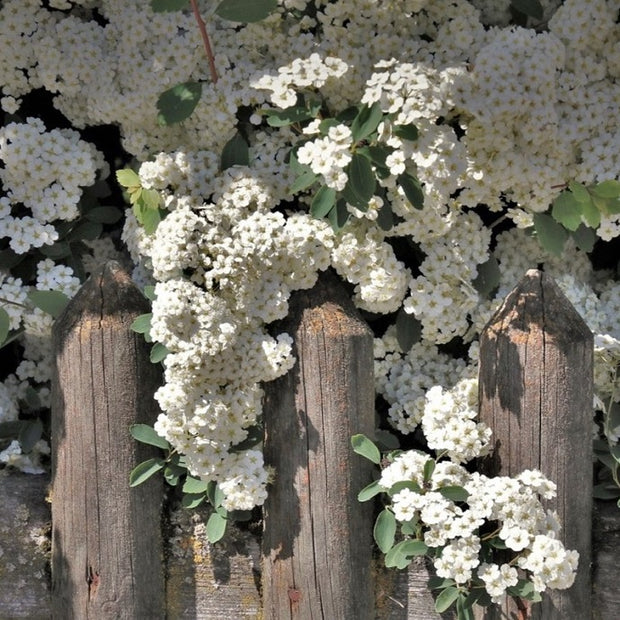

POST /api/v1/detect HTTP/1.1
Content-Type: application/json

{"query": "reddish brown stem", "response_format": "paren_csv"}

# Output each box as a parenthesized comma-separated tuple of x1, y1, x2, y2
(189, 0, 218, 84)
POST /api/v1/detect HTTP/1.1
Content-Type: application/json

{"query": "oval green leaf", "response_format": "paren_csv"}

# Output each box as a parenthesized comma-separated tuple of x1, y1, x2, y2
(551, 191, 582, 231)
(533, 212, 568, 256)
(398, 173, 424, 209)
(150, 342, 169, 363)
(591, 180, 620, 198)
(206, 511, 227, 542)
(130, 423, 169, 449)
(157, 81, 202, 126)
(221, 132, 249, 171)
(435, 586, 460, 614)
(290, 169, 318, 193)
(27, 290, 70, 319)
(374, 508, 396, 553)
(215, 0, 277, 22)
(351, 434, 381, 464)
(357, 479, 383, 502)
(130, 313, 152, 335)
(129, 457, 165, 487)
(392, 123, 419, 141)
(310, 185, 336, 219)
(183, 475, 210, 494)
(438, 485, 469, 503)
(0, 307, 10, 346)
(327, 198, 350, 232)
(84, 206, 123, 224)
(182, 492, 207, 509)
(396, 309, 422, 352)
(351, 102, 383, 142)
(116, 168, 141, 188)
(343, 153, 375, 208)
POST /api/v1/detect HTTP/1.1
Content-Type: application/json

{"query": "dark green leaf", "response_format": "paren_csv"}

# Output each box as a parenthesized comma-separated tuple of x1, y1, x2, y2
(438, 485, 469, 503)
(423, 459, 435, 483)
(374, 509, 397, 553)
(428, 577, 456, 590)
(393, 123, 419, 141)
(130, 313, 152, 335)
(318, 118, 340, 135)
(510, 0, 543, 19)
(231, 424, 263, 451)
(593, 483, 620, 500)
(18, 419, 43, 453)
(473, 257, 500, 299)
(571, 225, 596, 252)
(84, 206, 123, 224)
(290, 169, 318, 193)
(130, 423, 169, 449)
(357, 479, 383, 502)
(27, 290, 70, 319)
(396, 309, 422, 352)
(351, 102, 383, 142)
(328, 198, 350, 232)
(157, 81, 202, 125)
(183, 475, 210, 494)
(488, 536, 508, 549)
(163, 464, 185, 486)
(376, 200, 394, 231)
(0, 248, 24, 270)
(343, 153, 375, 208)
(116, 168, 141, 188)
(215, 0, 277, 22)
(533, 212, 568, 256)
(398, 173, 424, 209)
(0, 421, 23, 439)
(265, 103, 320, 127)
(151, 0, 188, 11)
(310, 185, 337, 219)
(552, 191, 582, 231)
(182, 492, 207, 508)
(221, 132, 249, 171)
(129, 458, 165, 486)
(0, 308, 10, 345)
(389, 480, 423, 496)
(206, 510, 227, 541)
(456, 593, 475, 620)
(150, 342, 169, 363)
(40, 241, 72, 259)
(384, 539, 428, 568)
(435, 586, 460, 613)
(68, 221, 103, 241)
(507, 579, 542, 602)
(351, 434, 381, 464)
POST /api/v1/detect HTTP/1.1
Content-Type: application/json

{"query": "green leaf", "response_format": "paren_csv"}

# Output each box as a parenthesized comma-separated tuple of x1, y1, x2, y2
(351, 434, 381, 464)
(116, 168, 141, 188)
(310, 185, 337, 219)
(140, 188, 162, 210)
(578, 195, 600, 228)
(571, 225, 596, 252)
(0, 307, 10, 345)
(568, 181, 591, 203)
(164, 463, 185, 486)
(396, 309, 422, 352)
(183, 476, 210, 494)
(507, 579, 542, 602)
(215, 0, 277, 22)
(40, 242, 71, 260)
(68, 221, 103, 241)
(357, 479, 383, 502)
(150, 342, 169, 363)
(438, 485, 469, 503)
(130, 423, 169, 450)
(18, 418, 43, 453)
(130, 313, 152, 335)
(27, 290, 70, 319)
(591, 180, 620, 198)
(135, 205, 166, 235)
(533, 212, 568, 256)
(435, 586, 460, 614)
(157, 81, 202, 125)
(206, 510, 228, 542)
(456, 592, 475, 620)
(384, 539, 428, 568)
(290, 169, 318, 193)
(374, 509, 397, 553)
(327, 199, 350, 232)
(129, 458, 165, 486)
(318, 118, 340, 135)
(389, 480, 423, 496)
(428, 577, 456, 590)
(264, 102, 321, 127)
(143, 285, 157, 301)
(182, 492, 207, 509)
(351, 102, 383, 142)
(510, 0, 543, 19)
(473, 257, 500, 299)
(361, 144, 393, 178)
(343, 153, 375, 209)
(376, 200, 394, 231)
(423, 459, 435, 483)
(392, 123, 419, 141)
(151, 0, 188, 11)
(593, 483, 620, 500)
(221, 132, 249, 171)
(398, 173, 424, 209)
(84, 206, 123, 224)
(552, 191, 582, 231)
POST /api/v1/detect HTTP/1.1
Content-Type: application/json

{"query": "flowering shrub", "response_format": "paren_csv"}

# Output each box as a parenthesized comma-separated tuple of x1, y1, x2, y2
(2, 0, 620, 615)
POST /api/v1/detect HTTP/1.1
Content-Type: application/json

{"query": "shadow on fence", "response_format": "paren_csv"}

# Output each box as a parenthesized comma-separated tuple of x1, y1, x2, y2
(0, 262, 618, 619)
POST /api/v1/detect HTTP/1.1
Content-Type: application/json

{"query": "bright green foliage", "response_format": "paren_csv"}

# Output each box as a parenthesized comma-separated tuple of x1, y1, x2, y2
(130, 313, 153, 342)
(156, 81, 203, 125)
(150, 342, 169, 363)
(215, 0, 277, 23)
(116, 168, 165, 234)
(374, 508, 396, 553)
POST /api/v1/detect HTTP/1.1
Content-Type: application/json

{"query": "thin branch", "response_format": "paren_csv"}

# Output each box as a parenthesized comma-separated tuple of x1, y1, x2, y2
(189, 0, 219, 84)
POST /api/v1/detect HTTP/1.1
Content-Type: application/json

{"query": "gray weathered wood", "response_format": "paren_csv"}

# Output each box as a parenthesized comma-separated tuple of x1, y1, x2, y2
(0, 470, 50, 618)
(261, 270, 376, 620)
(592, 500, 620, 620)
(51, 261, 165, 618)
(477, 269, 593, 619)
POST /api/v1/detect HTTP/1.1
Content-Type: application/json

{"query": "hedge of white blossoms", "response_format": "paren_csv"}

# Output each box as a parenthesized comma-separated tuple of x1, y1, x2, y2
(2, 0, 620, 608)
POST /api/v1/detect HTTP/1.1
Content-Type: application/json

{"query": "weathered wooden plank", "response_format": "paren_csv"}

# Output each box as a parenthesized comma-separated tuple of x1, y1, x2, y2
(477, 269, 593, 619)
(592, 499, 620, 620)
(51, 261, 165, 618)
(262, 270, 376, 620)
(0, 470, 50, 618)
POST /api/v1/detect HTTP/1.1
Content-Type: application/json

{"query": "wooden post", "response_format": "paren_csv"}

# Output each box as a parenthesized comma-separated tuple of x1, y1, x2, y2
(478, 269, 593, 619)
(51, 261, 165, 618)
(262, 270, 376, 620)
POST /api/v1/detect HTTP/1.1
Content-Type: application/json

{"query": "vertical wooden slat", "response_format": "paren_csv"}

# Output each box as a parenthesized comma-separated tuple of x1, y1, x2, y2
(478, 269, 593, 619)
(261, 270, 375, 620)
(51, 261, 165, 618)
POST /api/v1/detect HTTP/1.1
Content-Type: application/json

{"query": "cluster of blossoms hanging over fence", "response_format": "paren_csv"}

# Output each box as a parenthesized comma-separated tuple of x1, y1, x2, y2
(1, 0, 620, 614)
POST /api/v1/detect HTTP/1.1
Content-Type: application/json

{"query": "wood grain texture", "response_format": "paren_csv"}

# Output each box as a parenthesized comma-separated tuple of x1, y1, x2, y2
(477, 269, 593, 620)
(51, 261, 165, 619)
(262, 271, 376, 620)
(0, 470, 50, 618)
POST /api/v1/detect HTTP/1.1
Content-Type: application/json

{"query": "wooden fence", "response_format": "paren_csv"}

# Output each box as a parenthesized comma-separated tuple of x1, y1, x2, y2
(0, 263, 619, 619)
